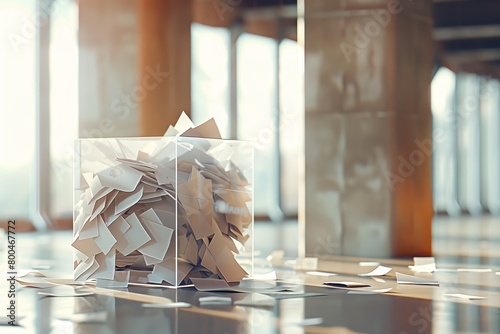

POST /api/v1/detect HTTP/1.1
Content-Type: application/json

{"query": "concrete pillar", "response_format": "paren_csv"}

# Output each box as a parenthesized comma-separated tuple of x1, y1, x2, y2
(79, 0, 191, 138)
(302, 0, 433, 258)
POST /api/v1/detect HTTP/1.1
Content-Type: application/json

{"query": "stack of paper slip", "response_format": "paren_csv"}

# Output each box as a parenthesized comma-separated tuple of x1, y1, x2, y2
(72, 113, 253, 286)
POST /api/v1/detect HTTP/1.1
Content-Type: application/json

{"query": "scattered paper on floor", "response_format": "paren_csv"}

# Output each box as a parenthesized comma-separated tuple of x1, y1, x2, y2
(408, 257, 436, 273)
(396, 272, 439, 286)
(358, 265, 391, 277)
(322, 282, 371, 288)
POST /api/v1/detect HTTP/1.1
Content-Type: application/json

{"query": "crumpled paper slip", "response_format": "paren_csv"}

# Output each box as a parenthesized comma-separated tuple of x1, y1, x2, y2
(73, 113, 253, 286)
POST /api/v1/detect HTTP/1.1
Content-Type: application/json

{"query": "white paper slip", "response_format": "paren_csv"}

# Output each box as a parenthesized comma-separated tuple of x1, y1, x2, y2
(457, 268, 492, 273)
(358, 265, 392, 277)
(371, 277, 386, 283)
(359, 262, 380, 267)
(496, 272, 499, 276)
(323, 282, 371, 288)
(16, 276, 55, 289)
(409, 257, 436, 273)
(306, 271, 337, 277)
(396, 272, 439, 286)
(413, 257, 435, 266)
(444, 293, 484, 300)
(292, 317, 324, 326)
(38, 286, 95, 297)
(142, 302, 192, 308)
(409, 263, 436, 273)
(2, 269, 46, 278)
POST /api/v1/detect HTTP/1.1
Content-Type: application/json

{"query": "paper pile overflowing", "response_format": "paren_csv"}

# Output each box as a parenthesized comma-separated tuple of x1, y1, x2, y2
(72, 113, 253, 286)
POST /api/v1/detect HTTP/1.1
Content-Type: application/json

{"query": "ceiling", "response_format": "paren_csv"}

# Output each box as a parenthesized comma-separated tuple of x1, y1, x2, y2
(434, 0, 500, 77)
(233, 0, 500, 77)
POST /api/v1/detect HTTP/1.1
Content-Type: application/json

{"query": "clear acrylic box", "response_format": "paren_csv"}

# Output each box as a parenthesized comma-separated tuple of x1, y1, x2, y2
(72, 136, 253, 287)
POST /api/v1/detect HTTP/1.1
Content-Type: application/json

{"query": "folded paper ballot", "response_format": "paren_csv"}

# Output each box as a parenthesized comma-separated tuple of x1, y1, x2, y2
(358, 265, 392, 277)
(73, 113, 253, 287)
(142, 302, 192, 309)
(322, 282, 371, 288)
(396, 272, 439, 286)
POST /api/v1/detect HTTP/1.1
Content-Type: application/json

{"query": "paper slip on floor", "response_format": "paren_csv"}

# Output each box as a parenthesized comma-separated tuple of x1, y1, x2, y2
(191, 277, 299, 294)
(444, 293, 485, 301)
(322, 282, 371, 288)
(396, 272, 439, 286)
(408, 257, 436, 273)
(357, 266, 392, 277)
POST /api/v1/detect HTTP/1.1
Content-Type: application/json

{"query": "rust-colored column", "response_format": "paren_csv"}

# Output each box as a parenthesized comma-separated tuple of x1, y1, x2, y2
(79, 0, 141, 137)
(138, 0, 192, 136)
(302, 0, 433, 258)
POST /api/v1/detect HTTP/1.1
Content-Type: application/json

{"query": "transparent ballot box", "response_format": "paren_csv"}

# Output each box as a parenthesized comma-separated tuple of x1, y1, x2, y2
(73, 136, 253, 287)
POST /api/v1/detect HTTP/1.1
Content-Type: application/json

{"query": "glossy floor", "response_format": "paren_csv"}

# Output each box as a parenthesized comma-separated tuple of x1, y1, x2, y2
(0, 216, 499, 334)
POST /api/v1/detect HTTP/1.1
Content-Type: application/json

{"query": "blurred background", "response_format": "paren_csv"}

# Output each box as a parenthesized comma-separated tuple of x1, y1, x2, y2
(0, 0, 499, 262)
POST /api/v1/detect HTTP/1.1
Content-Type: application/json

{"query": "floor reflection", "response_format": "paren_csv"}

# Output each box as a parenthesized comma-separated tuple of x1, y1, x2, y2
(2, 215, 500, 334)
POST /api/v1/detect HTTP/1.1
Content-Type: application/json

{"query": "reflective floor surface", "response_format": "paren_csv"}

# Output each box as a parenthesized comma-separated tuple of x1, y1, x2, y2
(0, 216, 499, 334)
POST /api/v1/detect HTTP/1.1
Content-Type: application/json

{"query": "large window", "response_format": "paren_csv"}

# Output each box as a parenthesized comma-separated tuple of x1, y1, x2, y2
(191, 24, 230, 137)
(480, 78, 500, 214)
(191, 23, 301, 220)
(237, 32, 279, 218)
(432, 67, 500, 215)
(432, 67, 459, 214)
(49, 0, 78, 218)
(0, 0, 37, 219)
(0, 0, 78, 225)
